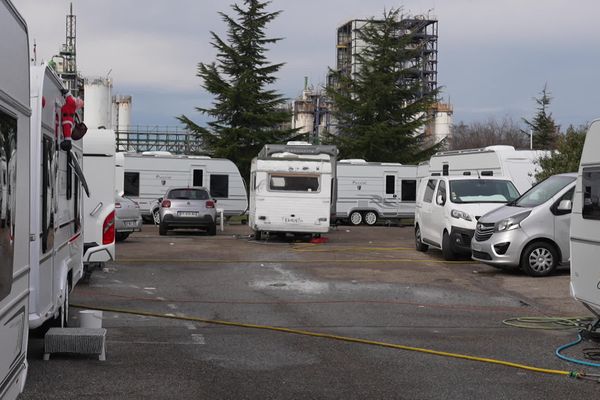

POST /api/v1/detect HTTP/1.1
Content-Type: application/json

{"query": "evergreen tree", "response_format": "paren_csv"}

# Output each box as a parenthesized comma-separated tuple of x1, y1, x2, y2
(325, 9, 440, 163)
(535, 125, 586, 181)
(179, 0, 294, 180)
(522, 85, 559, 150)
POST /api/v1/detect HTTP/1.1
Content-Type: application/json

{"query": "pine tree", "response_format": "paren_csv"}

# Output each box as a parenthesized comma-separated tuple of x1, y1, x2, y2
(325, 9, 440, 163)
(179, 0, 294, 180)
(522, 85, 559, 150)
(535, 125, 586, 181)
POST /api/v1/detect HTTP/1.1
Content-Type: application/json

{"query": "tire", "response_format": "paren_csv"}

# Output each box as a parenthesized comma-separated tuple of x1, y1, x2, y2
(207, 223, 217, 236)
(116, 232, 130, 242)
(521, 241, 558, 277)
(153, 209, 161, 225)
(415, 225, 429, 252)
(159, 222, 168, 236)
(255, 230, 262, 241)
(349, 211, 362, 225)
(363, 211, 378, 226)
(441, 231, 457, 261)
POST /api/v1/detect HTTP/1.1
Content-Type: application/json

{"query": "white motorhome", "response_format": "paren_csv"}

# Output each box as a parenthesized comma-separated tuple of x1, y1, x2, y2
(115, 151, 124, 196)
(0, 1, 31, 397)
(424, 146, 547, 194)
(571, 119, 600, 316)
(336, 160, 417, 225)
(249, 142, 338, 239)
(82, 129, 116, 272)
(29, 65, 88, 329)
(122, 152, 248, 223)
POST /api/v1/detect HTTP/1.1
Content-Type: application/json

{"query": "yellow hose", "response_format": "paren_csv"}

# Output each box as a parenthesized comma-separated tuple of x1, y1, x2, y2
(71, 303, 580, 379)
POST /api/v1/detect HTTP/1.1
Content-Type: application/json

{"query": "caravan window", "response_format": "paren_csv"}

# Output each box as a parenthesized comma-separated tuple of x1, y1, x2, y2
(385, 175, 395, 195)
(124, 172, 140, 197)
(193, 169, 203, 187)
(210, 174, 229, 198)
(401, 180, 416, 201)
(269, 174, 319, 192)
(41, 136, 55, 254)
(0, 111, 16, 301)
(583, 167, 600, 220)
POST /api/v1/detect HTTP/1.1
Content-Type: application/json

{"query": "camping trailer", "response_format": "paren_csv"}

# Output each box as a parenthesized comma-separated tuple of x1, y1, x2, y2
(249, 142, 338, 238)
(336, 160, 417, 225)
(28, 65, 88, 329)
(570, 119, 600, 316)
(122, 152, 248, 222)
(424, 146, 547, 193)
(0, 1, 31, 397)
(82, 129, 116, 272)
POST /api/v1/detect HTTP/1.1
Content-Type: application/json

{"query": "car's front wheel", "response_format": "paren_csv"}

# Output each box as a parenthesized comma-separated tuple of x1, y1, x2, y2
(521, 242, 558, 277)
(441, 231, 457, 261)
(415, 225, 428, 252)
(207, 223, 217, 236)
(159, 222, 168, 236)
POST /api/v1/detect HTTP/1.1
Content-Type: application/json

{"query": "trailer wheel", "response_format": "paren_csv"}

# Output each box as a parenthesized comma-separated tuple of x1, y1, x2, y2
(153, 209, 161, 225)
(349, 211, 362, 225)
(363, 211, 378, 226)
(207, 223, 217, 236)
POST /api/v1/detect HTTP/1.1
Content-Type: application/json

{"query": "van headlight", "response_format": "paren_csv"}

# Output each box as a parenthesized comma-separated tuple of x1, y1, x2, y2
(451, 209, 472, 221)
(495, 211, 531, 232)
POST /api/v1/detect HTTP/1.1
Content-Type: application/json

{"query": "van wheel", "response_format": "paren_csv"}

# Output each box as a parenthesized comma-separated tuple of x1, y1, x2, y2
(116, 232, 130, 242)
(159, 222, 168, 236)
(255, 230, 262, 241)
(441, 231, 456, 261)
(349, 211, 362, 225)
(207, 223, 217, 236)
(363, 211, 378, 226)
(521, 242, 558, 277)
(415, 225, 428, 252)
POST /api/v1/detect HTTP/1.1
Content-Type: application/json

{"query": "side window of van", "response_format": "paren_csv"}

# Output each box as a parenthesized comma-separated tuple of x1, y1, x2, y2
(582, 167, 600, 220)
(423, 179, 437, 203)
(436, 180, 446, 205)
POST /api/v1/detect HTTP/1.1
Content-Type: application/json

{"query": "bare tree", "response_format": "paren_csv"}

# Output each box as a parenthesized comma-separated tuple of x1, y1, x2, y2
(447, 117, 529, 150)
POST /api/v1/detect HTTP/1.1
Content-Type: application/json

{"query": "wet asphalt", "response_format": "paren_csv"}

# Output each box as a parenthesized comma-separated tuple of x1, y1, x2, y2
(21, 223, 599, 399)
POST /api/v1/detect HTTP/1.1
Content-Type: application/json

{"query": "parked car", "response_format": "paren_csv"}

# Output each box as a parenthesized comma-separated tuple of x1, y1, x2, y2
(414, 176, 520, 260)
(158, 187, 217, 236)
(471, 173, 577, 277)
(115, 194, 143, 242)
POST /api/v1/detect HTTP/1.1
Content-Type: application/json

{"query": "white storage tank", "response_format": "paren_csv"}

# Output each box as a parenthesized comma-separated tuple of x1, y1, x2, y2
(115, 95, 132, 132)
(84, 77, 112, 129)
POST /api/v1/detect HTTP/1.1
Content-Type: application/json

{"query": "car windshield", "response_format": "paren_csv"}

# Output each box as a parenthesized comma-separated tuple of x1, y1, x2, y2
(168, 189, 209, 200)
(512, 175, 576, 208)
(449, 179, 520, 204)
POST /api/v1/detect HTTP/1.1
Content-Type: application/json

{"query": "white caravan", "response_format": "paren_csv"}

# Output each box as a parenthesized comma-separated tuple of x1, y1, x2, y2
(570, 119, 600, 316)
(424, 146, 547, 194)
(122, 152, 248, 222)
(249, 142, 338, 239)
(83, 129, 116, 272)
(29, 65, 88, 329)
(115, 151, 124, 196)
(336, 159, 417, 225)
(0, 1, 31, 397)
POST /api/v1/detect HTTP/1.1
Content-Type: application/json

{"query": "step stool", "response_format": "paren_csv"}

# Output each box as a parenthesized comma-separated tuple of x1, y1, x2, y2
(43, 327, 107, 361)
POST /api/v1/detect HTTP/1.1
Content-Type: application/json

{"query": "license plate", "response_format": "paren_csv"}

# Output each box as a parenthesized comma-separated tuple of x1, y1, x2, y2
(124, 221, 138, 227)
(178, 211, 198, 217)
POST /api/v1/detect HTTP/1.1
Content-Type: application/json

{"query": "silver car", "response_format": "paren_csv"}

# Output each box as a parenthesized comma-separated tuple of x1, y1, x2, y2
(115, 194, 143, 242)
(471, 173, 577, 276)
(158, 187, 217, 236)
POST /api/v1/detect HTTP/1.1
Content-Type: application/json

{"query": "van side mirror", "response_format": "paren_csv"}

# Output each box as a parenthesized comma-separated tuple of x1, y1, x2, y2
(436, 194, 446, 206)
(557, 199, 572, 211)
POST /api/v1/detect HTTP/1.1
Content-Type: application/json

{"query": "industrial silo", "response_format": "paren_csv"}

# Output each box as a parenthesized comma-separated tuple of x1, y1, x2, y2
(83, 77, 112, 129)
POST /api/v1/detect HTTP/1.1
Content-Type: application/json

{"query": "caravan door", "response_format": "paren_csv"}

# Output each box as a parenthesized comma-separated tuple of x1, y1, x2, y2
(383, 171, 400, 217)
(190, 165, 205, 188)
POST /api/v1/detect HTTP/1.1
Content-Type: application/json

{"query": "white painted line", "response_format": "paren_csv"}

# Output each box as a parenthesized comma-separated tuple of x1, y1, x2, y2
(144, 287, 156, 290)
(156, 297, 166, 301)
(113, 279, 123, 284)
(184, 322, 197, 331)
(143, 290, 154, 295)
(167, 304, 178, 310)
(165, 313, 175, 317)
(191, 334, 205, 345)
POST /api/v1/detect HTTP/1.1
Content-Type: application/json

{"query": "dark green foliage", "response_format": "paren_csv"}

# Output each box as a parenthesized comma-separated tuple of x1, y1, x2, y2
(179, 0, 295, 180)
(535, 125, 587, 181)
(325, 9, 441, 163)
(522, 85, 559, 150)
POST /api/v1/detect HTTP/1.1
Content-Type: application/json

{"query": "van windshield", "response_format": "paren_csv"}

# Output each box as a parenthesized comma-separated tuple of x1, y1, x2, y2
(512, 175, 576, 208)
(449, 180, 519, 204)
(168, 189, 209, 200)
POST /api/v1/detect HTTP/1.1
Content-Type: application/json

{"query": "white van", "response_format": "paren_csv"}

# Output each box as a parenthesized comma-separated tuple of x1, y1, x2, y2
(29, 65, 88, 328)
(414, 176, 520, 260)
(426, 146, 546, 193)
(336, 160, 417, 225)
(570, 119, 600, 314)
(472, 173, 576, 276)
(249, 143, 337, 239)
(0, 1, 31, 397)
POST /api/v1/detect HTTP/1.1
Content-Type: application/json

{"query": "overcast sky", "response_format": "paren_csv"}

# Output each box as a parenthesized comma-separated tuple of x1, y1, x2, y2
(14, 0, 600, 130)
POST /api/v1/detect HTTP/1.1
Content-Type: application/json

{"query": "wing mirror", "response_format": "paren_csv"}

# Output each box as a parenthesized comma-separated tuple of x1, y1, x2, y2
(436, 194, 446, 206)
(557, 199, 572, 211)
